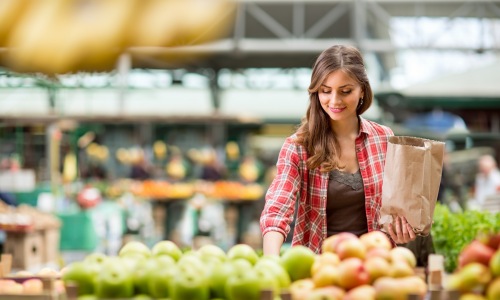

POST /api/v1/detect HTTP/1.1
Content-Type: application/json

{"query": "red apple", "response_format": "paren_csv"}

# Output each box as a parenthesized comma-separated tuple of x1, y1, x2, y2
(459, 240, 495, 268)
(336, 238, 367, 260)
(477, 232, 500, 250)
(359, 231, 392, 251)
(322, 232, 358, 254)
(280, 245, 316, 282)
(336, 257, 370, 290)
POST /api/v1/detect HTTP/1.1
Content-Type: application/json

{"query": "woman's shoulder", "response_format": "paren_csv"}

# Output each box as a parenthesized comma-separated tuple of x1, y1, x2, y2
(360, 117, 394, 136)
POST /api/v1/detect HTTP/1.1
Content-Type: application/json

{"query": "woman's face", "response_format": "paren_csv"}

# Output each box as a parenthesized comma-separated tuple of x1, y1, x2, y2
(318, 70, 364, 122)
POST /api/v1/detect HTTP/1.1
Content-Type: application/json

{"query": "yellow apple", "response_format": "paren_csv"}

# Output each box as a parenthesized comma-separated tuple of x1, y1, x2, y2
(336, 238, 367, 260)
(390, 247, 417, 268)
(364, 256, 391, 283)
(359, 231, 392, 251)
(311, 252, 340, 276)
(312, 264, 340, 288)
(344, 284, 376, 300)
(486, 277, 500, 300)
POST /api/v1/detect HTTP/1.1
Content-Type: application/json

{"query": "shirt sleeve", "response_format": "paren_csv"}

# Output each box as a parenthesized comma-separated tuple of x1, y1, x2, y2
(260, 136, 302, 239)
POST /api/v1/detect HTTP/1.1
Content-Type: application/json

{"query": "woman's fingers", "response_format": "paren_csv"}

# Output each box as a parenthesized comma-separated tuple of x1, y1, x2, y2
(388, 216, 416, 244)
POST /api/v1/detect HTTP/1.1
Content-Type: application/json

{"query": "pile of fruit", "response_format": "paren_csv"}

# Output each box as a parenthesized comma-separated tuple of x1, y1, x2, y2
(0, 268, 64, 296)
(444, 231, 500, 299)
(285, 231, 427, 300)
(62, 240, 289, 300)
(60, 231, 426, 300)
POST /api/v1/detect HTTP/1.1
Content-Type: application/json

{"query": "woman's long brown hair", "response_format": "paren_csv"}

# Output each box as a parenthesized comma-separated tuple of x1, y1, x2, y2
(295, 45, 373, 172)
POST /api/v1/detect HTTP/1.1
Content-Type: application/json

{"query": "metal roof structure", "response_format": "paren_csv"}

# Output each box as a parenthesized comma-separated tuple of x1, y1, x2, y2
(128, 0, 500, 75)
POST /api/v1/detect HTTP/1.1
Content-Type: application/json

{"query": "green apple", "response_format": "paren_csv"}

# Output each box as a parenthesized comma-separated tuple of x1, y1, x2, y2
(148, 263, 179, 298)
(197, 244, 227, 264)
(170, 267, 210, 300)
(225, 267, 262, 300)
(255, 259, 291, 289)
(61, 261, 97, 296)
(254, 266, 280, 296)
(83, 252, 108, 266)
(132, 257, 158, 295)
(151, 240, 183, 261)
(227, 244, 259, 265)
(280, 245, 316, 282)
(208, 261, 237, 299)
(119, 241, 151, 259)
(178, 252, 206, 274)
(94, 257, 134, 298)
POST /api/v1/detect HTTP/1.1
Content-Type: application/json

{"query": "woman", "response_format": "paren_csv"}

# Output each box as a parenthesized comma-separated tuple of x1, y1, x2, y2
(260, 45, 416, 255)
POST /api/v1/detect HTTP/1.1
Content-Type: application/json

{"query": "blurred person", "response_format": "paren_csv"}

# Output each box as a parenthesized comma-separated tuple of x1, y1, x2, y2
(474, 154, 500, 207)
(199, 148, 225, 182)
(130, 154, 151, 181)
(438, 151, 466, 210)
(260, 45, 416, 256)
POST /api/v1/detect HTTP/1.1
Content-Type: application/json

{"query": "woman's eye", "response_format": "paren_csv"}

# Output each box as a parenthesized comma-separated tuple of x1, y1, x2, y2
(321, 90, 331, 94)
(342, 90, 351, 94)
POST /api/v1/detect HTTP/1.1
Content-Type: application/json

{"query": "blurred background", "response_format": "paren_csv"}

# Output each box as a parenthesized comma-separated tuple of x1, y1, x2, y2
(0, 0, 500, 272)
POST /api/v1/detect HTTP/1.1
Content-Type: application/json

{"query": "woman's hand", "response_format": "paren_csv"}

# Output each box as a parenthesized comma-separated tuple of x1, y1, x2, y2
(388, 216, 416, 245)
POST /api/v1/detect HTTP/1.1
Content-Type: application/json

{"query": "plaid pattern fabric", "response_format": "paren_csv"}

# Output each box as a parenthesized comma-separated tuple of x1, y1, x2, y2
(260, 117, 394, 253)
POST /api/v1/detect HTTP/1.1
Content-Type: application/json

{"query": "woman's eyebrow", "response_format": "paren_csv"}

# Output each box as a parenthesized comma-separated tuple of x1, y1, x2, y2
(320, 84, 354, 88)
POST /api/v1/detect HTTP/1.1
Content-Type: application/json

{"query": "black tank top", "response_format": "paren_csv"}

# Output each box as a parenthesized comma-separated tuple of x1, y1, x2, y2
(326, 169, 368, 237)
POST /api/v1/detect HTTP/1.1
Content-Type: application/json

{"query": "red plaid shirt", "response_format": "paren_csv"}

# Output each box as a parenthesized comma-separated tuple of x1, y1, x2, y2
(260, 117, 394, 253)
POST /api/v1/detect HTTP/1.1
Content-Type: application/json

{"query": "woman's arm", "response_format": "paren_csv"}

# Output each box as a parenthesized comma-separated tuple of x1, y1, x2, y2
(263, 231, 285, 256)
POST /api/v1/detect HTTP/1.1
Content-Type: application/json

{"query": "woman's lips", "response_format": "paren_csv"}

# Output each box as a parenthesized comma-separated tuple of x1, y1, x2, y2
(330, 107, 346, 113)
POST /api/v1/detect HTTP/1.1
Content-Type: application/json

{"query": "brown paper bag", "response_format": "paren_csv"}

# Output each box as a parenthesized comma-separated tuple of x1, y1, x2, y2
(379, 136, 445, 236)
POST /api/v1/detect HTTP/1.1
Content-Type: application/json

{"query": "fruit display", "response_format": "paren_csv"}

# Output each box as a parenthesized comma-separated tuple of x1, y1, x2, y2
(444, 231, 500, 299)
(195, 180, 265, 201)
(0, 260, 65, 298)
(59, 231, 428, 300)
(61, 240, 291, 300)
(289, 231, 427, 300)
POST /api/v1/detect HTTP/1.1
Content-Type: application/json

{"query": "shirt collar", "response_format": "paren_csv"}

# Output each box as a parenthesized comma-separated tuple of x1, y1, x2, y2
(358, 116, 372, 136)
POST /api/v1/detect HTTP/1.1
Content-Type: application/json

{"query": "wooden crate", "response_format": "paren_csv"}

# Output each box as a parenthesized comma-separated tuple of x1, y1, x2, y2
(4, 230, 44, 270)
